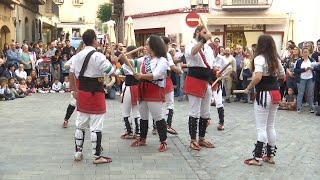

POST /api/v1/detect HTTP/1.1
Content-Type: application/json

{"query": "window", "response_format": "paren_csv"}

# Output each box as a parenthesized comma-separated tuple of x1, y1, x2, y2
(53, 0, 64, 4)
(73, 0, 83, 5)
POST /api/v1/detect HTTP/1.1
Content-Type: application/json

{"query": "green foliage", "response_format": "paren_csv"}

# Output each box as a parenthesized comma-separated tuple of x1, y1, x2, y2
(97, 3, 112, 22)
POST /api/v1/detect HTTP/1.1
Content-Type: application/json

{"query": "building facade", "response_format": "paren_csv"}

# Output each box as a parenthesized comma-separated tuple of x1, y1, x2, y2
(124, 0, 320, 53)
(55, 0, 110, 40)
(0, 1, 18, 49)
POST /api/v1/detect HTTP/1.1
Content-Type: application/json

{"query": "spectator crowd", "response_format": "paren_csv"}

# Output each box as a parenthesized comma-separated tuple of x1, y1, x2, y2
(1, 36, 320, 116)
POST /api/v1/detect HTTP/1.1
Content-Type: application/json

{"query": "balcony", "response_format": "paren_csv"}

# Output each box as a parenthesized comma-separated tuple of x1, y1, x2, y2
(221, 0, 271, 10)
(1, 0, 20, 9)
(29, 0, 46, 5)
(72, 0, 84, 6)
(53, 0, 64, 5)
(45, 0, 59, 17)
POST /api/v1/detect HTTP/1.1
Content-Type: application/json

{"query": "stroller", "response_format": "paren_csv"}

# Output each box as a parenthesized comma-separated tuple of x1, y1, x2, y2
(37, 58, 52, 81)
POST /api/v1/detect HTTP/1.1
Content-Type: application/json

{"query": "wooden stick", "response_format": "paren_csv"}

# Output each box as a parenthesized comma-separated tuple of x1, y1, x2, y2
(120, 53, 135, 73)
(211, 69, 231, 88)
(199, 14, 214, 43)
(233, 90, 246, 94)
(125, 46, 143, 56)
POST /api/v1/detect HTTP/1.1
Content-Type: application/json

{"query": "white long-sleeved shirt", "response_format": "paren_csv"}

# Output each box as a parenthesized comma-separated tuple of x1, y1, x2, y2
(0, 86, 11, 95)
(15, 69, 27, 80)
(185, 39, 215, 69)
(52, 82, 62, 91)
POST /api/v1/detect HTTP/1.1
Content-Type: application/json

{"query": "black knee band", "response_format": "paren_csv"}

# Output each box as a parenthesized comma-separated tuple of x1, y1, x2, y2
(74, 129, 85, 152)
(65, 104, 76, 120)
(166, 109, 174, 126)
(124, 117, 132, 134)
(266, 144, 277, 157)
(253, 141, 264, 159)
(140, 119, 148, 139)
(134, 118, 140, 134)
(198, 117, 209, 138)
(94, 131, 102, 156)
(217, 107, 224, 125)
(188, 116, 198, 140)
(156, 119, 167, 142)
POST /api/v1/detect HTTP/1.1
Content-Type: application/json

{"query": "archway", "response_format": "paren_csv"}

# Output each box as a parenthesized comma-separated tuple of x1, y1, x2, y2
(0, 26, 11, 50)
(25, 17, 29, 41)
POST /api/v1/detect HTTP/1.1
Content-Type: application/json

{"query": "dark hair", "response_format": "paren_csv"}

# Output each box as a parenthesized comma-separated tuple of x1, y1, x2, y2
(214, 37, 220, 42)
(288, 44, 295, 50)
(126, 46, 138, 59)
(193, 25, 205, 38)
(55, 49, 61, 55)
(317, 39, 320, 44)
(148, 35, 167, 58)
(161, 36, 170, 45)
(0, 77, 8, 84)
(82, 29, 96, 46)
(54, 78, 59, 81)
(288, 40, 295, 45)
(65, 39, 70, 43)
(253, 35, 279, 75)
(8, 63, 14, 69)
(8, 77, 15, 82)
(38, 40, 43, 44)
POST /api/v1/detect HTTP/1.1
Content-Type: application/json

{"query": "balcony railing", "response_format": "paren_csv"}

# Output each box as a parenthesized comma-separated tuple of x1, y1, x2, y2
(222, 0, 271, 10)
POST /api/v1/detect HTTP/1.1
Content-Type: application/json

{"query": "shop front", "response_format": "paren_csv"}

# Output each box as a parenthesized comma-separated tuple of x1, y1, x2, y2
(207, 14, 288, 54)
(134, 28, 165, 47)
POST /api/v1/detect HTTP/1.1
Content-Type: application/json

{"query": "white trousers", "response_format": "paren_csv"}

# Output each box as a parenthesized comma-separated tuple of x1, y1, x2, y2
(139, 101, 164, 121)
(254, 92, 278, 146)
(162, 91, 174, 117)
(212, 89, 224, 108)
(188, 84, 212, 119)
(69, 92, 77, 107)
(75, 111, 104, 132)
(122, 86, 140, 118)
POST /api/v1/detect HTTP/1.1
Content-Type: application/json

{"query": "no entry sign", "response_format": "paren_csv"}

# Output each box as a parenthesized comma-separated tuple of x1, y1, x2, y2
(186, 12, 200, 27)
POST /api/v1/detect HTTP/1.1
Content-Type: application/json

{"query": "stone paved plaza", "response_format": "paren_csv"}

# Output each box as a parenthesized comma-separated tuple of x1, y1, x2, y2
(0, 93, 319, 180)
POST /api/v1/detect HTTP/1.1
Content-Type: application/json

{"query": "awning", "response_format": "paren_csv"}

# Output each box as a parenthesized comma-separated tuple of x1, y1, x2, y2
(206, 14, 288, 25)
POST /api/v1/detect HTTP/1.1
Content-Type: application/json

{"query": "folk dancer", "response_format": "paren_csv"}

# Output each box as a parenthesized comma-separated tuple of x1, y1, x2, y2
(184, 26, 216, 151)
(69, 29, 115, 164)
(243, 35, 284, 166)
(131, 35, 169, 152)
(115, 46, 140, 139)
(209, 43, 229, 131)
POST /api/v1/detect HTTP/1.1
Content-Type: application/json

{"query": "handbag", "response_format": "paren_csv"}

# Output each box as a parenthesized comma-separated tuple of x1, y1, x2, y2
(242, 68, 252, 78)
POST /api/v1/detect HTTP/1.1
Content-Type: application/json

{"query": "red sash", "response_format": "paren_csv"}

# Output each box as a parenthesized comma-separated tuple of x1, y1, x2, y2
(184, 75, 208, 98)
(139, 81, 165, 102)
(77, 91, 106, 114)
(270, 90, 281, 104)
(165, 77, 174, 93)
(199, 49, 210, 69)
(121, 85, 139, 106)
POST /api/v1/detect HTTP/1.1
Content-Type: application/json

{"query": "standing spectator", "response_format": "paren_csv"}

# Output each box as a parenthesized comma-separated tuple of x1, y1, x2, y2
(0, 52, 6, 77)
(285, 45, 301, 94)
(312, 39, 320, 105)
(104, 73, 117, 99)
(304, 42, 314, 58)
(57, 41, 63, 52)
(51, 50, 61, 81)
(214, 38, 221, 54)
(4, 64, 21, 82)
(176, 43, 187, 101)
(311, 39, 320, 61)
(223, 48, 237, 103)
(294, 47, 316, 113)
(20, 45, 32, 75)
(2, 43, 9, 58)
(62, 39, 75, 59)
(15, 42, 22, 54)
(240, 48, 254, 103)
(38, 40, 46, 56)
(281, 40, 295, 60)
(6, 42, 21, 68)
(60, 54, 69, 79)
(234, 45, 244, 102)
(45, 42, 56, 58)
(15, 64, 27, 80)
(114, 43, 124, 57)
(32, 43, 42, 60)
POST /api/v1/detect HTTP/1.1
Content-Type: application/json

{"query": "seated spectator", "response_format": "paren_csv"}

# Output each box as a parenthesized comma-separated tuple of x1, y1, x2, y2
(104, 74, 116, 99)
(34, 78, 42, 93)
(4, 63, 21, 82)
(26, 76, 36, 93)
(8, 77, 25, 98)
(15, 64, 27, 80)
(279, 87, 297, 110)
(62, 76, 70, 92)
(39, 76, 51, 93)
(30, 70, 37, 83)
(50, 78, 64, 93)
(0, 77, 14, 100)
(19, 78, 32, 96)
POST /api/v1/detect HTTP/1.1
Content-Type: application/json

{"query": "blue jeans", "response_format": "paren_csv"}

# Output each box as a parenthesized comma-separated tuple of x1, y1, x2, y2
(106, 86, 116, 99)
(242, 77, 253, 102)
(179, 70, 188, 99)
(297, 78, 313, 110)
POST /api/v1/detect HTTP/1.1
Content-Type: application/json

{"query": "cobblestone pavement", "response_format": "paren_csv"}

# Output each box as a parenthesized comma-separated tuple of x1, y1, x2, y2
(0, 93, 319, 180)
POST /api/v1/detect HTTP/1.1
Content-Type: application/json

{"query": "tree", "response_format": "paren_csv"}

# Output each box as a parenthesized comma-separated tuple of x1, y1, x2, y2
(97, 3, 112, 23)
